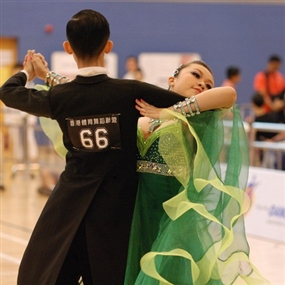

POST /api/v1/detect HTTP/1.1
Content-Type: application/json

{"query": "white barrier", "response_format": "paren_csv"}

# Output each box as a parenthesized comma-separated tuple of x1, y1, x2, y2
(249, 122, 285, 170)
(245, 166, 285, 243)
(139, 52, 201, 88)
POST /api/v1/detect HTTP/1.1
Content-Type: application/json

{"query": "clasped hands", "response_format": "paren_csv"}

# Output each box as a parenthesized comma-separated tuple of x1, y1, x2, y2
(23, 50, 49, 82)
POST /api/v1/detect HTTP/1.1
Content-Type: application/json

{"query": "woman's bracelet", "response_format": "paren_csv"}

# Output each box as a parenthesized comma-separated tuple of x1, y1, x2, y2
(45, 71, 69, 87)
(173, 96, 200, 117)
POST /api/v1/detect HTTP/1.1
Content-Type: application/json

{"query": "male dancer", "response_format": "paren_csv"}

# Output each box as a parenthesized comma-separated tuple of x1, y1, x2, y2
(0, 9, 184, 285)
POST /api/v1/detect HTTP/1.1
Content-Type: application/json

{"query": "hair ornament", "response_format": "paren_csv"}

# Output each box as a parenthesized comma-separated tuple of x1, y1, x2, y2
(172, 64, 183, 77)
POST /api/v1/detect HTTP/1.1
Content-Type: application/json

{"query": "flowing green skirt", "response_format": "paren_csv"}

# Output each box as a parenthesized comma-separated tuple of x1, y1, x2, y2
(125, 106, 270, 285)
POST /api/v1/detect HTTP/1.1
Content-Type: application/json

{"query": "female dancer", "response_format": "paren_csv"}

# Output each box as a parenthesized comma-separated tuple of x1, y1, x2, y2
(125, 61, 269, 285)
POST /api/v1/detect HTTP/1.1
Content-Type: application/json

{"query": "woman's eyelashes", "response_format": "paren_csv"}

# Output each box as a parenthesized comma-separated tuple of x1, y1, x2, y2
(206, 84, 212, 89)
(191, 71, 212, 89)
(191, 71, 200, 79)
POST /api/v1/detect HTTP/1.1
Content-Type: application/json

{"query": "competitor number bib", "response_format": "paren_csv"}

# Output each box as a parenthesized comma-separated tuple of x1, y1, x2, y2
(66, 113, 121, 152)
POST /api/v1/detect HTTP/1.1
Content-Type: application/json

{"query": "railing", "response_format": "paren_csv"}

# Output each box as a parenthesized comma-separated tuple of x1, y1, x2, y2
(249, 122, 285, 170)
(9, 114, 41, 177)
(1, 107, 51, 179)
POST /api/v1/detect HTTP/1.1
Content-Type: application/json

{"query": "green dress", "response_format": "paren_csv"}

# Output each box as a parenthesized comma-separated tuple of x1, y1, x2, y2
(124, 106, 270, 285)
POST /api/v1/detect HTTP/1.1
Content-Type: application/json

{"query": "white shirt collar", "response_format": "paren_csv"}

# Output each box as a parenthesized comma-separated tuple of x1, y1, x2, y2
(77, 66, 108, 77)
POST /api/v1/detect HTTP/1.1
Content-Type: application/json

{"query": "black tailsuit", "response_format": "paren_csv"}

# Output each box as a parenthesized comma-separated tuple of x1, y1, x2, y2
(0, 72, 183, 285)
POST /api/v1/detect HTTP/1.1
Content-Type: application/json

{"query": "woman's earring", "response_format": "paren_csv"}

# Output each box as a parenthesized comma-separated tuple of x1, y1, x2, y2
(168, 84, 174, 90)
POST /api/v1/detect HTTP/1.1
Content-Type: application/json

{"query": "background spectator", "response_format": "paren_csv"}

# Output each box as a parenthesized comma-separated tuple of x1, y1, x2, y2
(253, 54, 285, 122)
(222, 65, 241, 89)
(123, 55, 144, 81)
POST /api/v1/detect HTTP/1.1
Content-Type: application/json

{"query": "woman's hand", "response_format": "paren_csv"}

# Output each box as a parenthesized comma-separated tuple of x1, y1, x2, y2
(135, 99, 162, 119)
(23, 50, 36, 81)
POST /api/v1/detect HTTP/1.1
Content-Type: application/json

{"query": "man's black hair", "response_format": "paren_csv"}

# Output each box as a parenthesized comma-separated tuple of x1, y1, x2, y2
(268, 54, 282, 63)
(251, 92, 264, 107)
(66, 9, 110, 60)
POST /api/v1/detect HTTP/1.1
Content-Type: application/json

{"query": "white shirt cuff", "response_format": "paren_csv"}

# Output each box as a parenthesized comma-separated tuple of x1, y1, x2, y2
(21, 70, 29, 82)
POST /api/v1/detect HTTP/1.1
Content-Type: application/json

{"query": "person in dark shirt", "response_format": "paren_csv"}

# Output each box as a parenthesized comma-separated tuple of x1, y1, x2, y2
(250, 92, 281, 140)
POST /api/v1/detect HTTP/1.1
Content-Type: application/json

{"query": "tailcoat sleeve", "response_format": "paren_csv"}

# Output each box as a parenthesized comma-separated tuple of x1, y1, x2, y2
(0, 72, 53, 118)
(134, 81, 184, 107)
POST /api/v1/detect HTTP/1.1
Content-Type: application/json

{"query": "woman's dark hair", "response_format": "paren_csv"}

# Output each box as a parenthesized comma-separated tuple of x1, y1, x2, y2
(173, 60, 213, 77)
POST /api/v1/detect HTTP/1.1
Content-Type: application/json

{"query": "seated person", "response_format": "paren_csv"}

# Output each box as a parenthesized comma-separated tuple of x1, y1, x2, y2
(249, 92, 281, 141)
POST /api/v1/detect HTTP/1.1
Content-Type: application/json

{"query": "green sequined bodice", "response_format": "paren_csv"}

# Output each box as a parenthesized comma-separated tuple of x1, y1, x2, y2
(136, 121, 185, 176)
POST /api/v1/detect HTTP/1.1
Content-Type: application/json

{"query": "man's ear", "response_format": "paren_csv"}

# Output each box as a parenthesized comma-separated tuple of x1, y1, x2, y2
(104, 40, 114, 54)
(63, 41, 73, 54)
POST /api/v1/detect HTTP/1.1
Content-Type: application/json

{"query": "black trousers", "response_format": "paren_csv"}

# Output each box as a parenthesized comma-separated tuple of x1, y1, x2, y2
(55, 221, 93, 285)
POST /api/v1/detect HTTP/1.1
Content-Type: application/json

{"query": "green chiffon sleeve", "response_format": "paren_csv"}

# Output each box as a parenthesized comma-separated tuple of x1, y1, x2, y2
(34, 84, 67, 159)
(137, 106, 270, 285)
